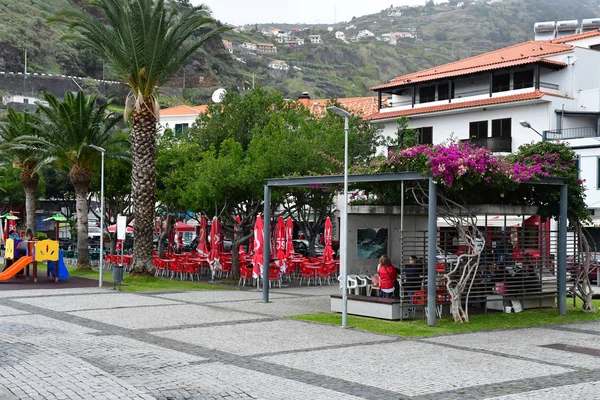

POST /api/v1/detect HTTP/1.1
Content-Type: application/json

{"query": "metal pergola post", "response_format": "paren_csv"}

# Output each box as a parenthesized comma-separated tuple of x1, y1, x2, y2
(263, 185, 271, 303)
(558, 184, 568, 316)
(427, 178, 437, 327)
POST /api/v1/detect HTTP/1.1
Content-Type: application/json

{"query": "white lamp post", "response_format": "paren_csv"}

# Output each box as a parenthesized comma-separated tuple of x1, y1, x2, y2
(327, 105, 351, 328)
(89, 144, 105, 288)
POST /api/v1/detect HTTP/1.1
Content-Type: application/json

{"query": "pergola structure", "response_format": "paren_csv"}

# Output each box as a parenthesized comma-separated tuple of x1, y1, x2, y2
(261, 172, 568, 327)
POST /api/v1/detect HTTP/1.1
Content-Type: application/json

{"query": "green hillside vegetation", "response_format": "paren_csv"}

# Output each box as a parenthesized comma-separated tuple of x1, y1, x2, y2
(1, 0, 599, 104)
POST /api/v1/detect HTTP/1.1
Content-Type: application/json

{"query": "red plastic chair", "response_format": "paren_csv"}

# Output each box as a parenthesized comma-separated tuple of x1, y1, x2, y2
(268, 264, 282, 288)
(181, 261, 199, 281)
(219, 259, 232, 278)
(153, 258, 167, 277)
(299, 262, 316, 286)
(238, 265, 253, 286)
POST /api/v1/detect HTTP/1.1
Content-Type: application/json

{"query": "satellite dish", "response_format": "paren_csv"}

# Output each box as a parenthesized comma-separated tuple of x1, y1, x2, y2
(211, 88, 226, 103)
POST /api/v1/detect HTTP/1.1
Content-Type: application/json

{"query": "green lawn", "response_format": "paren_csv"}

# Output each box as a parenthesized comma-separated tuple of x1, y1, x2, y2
(67, 266, 236, 292)
(291, 299, 600, 337)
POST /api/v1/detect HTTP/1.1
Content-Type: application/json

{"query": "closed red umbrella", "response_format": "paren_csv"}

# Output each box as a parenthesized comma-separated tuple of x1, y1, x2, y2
(174, 221, 195, 232)
(252, 215, 264, 279)
(322, 217, 334, 262)
(275, 217, 286, 269)
(196, 216, 209, 257)
(285, 217, 295, 258)
(209, 216, 221, 280)
(107, 224, 133, 233)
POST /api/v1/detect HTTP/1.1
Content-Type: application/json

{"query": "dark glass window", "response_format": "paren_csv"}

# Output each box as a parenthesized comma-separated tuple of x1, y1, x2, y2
(438, 83, 449, 100)
(491, 118, 511, 138)
(419, 85, 436, 103)
(415, 127, 433, 144)
(174, 123, 189, 137)
(469, 121, 488, 139)
(514, 70, 534, 89)
(492, 73, 510, 93)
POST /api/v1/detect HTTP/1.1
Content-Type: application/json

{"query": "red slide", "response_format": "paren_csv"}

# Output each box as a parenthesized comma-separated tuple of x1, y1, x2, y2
(0, 256, 33, 281)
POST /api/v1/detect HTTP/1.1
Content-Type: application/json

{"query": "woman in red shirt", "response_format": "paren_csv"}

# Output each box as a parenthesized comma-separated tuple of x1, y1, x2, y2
(378, 255, 397, 298)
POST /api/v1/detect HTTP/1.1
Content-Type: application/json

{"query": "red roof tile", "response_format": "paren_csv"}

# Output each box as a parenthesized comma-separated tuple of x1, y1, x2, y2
(548, 29, 600, 44)
(371, 41, 572, 91)
(299, 96, 387, 117)
(364, 90, 555, 121)
(159, 104, 208, 117)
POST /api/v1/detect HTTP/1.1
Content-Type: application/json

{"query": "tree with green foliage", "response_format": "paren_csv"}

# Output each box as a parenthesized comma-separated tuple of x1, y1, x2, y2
(32, 92, 127, 269)
(51, 0, 229, 275)
(0, 109, 52, 235)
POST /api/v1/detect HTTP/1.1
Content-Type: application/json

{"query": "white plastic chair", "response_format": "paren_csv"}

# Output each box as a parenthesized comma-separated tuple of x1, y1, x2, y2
(340, 275, 359, 294)
(356, 275, 371, 296)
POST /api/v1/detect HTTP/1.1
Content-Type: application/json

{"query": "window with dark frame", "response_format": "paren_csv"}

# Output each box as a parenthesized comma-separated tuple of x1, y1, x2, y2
(415, 127, 433, 144)
(174, 123, 189, 137)
(419, 85, 436, 103)
(492, 73, 510, 93)
(491, 118, 511, 138)
(513, 69, 534, 90)
(469, 120, 488, 139)
(438, 83, 450, 101)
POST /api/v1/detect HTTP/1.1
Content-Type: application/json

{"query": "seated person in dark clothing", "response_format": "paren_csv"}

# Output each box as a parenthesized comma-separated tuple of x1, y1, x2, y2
(404, 255, 424, 300)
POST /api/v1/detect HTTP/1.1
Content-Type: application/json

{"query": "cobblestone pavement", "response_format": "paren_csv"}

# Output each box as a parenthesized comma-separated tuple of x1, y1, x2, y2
(1, 282, 600, 399)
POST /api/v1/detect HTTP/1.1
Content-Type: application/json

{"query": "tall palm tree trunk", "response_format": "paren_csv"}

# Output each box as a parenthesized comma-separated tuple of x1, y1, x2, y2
(21, 167, 39, 236)
(130, 104, 157, 276)
(70, 165, 92, 269)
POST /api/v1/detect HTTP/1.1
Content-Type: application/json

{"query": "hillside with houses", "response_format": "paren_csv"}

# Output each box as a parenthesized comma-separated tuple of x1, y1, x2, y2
(1, 0, 600, 107)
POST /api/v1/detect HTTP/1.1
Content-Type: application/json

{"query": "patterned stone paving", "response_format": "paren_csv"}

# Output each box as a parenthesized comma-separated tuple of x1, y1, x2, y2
(0, 281, 599, 399)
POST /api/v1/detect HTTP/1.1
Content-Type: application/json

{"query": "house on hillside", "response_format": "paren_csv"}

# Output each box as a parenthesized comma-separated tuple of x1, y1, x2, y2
(268, 60, 289, 71)
(241, 42, 257, 51)
(357, 30, 375, 39)
(257, 43, 277, 54)
(158, 104, 208, 136)
(365, 30, 600, 222)
(335, 31, 346, 41)
(222, 40, 233, 54)
(309, 35, 322, 44)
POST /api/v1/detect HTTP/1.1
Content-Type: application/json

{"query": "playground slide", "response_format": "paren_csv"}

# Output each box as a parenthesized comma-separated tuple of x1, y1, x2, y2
(0, 256, 33, 281)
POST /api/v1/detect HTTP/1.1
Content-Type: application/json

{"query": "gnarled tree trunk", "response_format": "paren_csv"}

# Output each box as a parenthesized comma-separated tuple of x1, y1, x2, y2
(21, 166, 39, 236)
(572, 222, 597, 313)
(70, 164, 92, 269)
(130, 102, 157, 276)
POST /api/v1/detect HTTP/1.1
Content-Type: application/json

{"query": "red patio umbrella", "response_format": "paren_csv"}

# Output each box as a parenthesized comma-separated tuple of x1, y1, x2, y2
(196, 216, 209, 257)
(275, 216, 286, 271)
(209, 216, 222, 280)
(174, 221, 195, 232)
(322, 217, 334, 262)
(285, 217, 295, 258)
(252, 215, 264, 279)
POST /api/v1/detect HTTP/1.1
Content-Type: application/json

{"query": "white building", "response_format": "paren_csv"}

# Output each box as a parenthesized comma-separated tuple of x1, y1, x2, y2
(268, 60, 289, 71)
(2, 95, 48, 107)
(335, 31, 346, 40)
(241, 42, 257, 51)
(309, 35, 322, 44)
(366, 30, 600, 215)
(357, 30, 375, 39)
(158, 105, 208, 136)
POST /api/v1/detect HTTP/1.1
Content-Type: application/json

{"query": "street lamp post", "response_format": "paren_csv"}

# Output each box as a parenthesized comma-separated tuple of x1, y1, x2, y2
(519, 120, 543, 138)
(89, 144, 105, 288)
(327, 106, 351, 328)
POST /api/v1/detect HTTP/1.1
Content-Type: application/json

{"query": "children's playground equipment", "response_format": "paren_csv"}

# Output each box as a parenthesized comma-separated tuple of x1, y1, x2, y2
(0, 239, 68, 283)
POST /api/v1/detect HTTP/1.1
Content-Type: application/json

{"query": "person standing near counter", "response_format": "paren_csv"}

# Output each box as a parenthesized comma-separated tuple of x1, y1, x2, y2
(378, 255, 397, 299)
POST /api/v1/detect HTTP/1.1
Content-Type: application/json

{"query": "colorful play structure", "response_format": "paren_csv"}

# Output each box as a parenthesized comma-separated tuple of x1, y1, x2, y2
(0, 239, 68, 283)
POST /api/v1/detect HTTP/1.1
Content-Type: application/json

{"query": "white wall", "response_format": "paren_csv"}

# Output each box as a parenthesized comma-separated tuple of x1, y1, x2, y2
(158, 114, 200, 134)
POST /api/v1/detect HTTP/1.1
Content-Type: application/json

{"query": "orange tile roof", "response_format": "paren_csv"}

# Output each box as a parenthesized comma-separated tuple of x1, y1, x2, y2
(548, 29, 600, 44)
(299, 96, 387, 117)
(159, 104, 208, 117)
(371, 41, 571, 91)
(365, 90, 554, 121)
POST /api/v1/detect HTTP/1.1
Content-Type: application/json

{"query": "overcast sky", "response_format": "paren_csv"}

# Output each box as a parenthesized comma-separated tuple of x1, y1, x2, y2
(194, 0, 426, 26)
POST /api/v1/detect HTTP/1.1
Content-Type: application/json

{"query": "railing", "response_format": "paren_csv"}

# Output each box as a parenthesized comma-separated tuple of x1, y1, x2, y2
(461, 137, 512, 152)
(544, 126, 599, 140)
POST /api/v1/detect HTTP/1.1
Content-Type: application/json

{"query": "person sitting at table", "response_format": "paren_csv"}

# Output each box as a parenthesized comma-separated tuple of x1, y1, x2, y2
(377, 255, 397, 299)
(404, 255, 424, 300)
(8, 229, 19, 239)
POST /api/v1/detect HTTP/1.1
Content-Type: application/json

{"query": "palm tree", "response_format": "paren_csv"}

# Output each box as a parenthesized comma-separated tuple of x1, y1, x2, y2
(51, 0, 227, 274)
(34, 92, 126, 269)
(0, 109, 52, 236)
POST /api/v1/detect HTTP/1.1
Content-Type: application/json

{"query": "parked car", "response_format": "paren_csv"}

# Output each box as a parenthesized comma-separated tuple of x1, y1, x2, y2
(88, 226, 103, 240)
(292, 239, 324, 256)
(566, 253, 600, 283)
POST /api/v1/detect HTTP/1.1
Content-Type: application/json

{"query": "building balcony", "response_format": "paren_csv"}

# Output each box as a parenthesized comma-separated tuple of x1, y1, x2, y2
(461, 137, 512, 152)
(544, 126, 599, 141)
